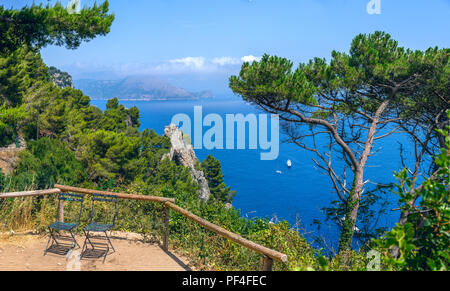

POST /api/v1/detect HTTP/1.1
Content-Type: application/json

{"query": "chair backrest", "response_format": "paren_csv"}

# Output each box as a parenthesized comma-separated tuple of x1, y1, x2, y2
(56, 193, 84, 224)
(89, 193, 118, 226)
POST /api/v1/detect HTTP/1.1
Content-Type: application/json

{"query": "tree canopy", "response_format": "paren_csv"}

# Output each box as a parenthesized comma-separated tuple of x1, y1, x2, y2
(230, 31, 449, 252)
(201, 155, 236, 203)
(0, 1, 114, 55)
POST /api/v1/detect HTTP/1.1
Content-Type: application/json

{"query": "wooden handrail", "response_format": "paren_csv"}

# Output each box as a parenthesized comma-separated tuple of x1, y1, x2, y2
(1, 185, 288, 270)
(164, 201, 288, 264)
(0, 188, 61, 199)
(54, 184, 175, 203)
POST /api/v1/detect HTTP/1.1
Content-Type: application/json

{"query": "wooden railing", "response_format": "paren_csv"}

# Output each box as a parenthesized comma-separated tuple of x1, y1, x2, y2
(0, 184, 288, 270)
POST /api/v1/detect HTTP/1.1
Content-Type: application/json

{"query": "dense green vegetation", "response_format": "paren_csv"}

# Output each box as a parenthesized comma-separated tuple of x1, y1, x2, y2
(13, 138, 87, 190)
(0, 2, 447, 271)
(201, 155, 236, 203)
(374, 120, 449, 271)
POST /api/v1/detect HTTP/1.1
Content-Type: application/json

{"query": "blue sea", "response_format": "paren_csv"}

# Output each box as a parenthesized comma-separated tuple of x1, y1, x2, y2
(92, 98, 411, 248)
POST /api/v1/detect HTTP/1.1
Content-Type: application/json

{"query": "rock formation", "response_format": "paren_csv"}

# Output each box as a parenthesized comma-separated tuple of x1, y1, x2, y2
(49, 66, 74, 89)
(0, 136, 26, 175)
(163, 124, 211, 201)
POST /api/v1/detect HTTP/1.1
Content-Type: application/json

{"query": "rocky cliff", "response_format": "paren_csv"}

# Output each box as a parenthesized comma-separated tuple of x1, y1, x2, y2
(0, 136, 26, 175)
(49, 66, 74, 89)
(163, 124, 211, 201)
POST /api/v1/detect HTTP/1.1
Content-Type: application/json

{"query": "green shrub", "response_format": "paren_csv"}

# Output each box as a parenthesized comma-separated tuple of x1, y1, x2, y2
(12, 137, 87, 190)
(374, 121, 450, 271)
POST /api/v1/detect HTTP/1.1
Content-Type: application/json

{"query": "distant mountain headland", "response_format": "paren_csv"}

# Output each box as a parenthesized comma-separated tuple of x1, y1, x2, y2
(49, 66, 74, 89)
(74, 76, 215, 101)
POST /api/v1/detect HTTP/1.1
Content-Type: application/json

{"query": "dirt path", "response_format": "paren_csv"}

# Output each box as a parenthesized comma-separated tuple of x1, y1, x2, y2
(0, 233, 193, 271)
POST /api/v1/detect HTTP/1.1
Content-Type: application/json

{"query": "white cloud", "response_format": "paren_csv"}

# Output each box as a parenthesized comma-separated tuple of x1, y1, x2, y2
(212, 55, 261, 66)
(212, 56, 241, 66)
(169, 57, 206, 69)
(67, 55, 261, 77)
(241, 55, 261, 63)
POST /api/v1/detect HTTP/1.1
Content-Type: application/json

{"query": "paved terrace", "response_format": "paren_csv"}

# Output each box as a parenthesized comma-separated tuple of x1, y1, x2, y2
(0, 231, 192, 271)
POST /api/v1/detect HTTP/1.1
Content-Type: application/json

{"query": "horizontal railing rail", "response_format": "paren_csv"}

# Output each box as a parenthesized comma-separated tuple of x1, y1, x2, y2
(0, 184, 287, 270)
(0, 188, 61, 199)
(165, 201, 288, 265)
(54, 184, 175, 203)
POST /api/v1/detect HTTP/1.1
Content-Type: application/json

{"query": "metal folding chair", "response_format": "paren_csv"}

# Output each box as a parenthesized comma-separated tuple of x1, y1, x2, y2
(44, 193, 84, 256)
(81, 193, 118, 263)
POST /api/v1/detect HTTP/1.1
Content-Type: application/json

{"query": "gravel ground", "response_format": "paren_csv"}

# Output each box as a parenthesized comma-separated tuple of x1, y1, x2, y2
(0, 232, 192, 271)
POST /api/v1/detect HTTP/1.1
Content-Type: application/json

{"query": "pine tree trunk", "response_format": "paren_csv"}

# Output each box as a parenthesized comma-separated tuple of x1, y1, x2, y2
(337, 94, 394, 253)
(338, 172, 363, 253)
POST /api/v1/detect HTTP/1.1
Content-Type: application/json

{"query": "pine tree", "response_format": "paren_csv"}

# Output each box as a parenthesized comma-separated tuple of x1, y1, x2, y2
(0, 1, 114, 55)
(201, 155, 235, 203)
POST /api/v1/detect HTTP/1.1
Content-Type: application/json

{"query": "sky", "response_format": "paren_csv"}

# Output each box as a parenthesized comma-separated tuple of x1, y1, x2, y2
(2, 0, 450, 94)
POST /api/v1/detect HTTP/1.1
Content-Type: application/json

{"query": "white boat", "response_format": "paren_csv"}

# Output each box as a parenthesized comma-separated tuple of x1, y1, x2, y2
(276, 170, 282, 174)
(286, 160, 292, 168)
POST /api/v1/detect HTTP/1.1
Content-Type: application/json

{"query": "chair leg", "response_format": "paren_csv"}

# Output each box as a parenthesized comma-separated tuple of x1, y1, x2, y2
(44, 227, 53, 256)
(81, 230, 98, 255)
(80, 230, 87, 260)
(105, 231, 115, 252)
(80, 229, 95, 258)
(84, 230, 96, 249)
(69, 229, 80, 249)
(44, 227, 59, 256)
(81, 230, 111, 264)
(102, 242, 110, 264)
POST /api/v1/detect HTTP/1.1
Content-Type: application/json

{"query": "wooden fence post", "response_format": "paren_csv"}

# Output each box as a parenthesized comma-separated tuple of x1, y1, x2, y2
(58, 199, 64, 222)
(163, 206, 170, 251)
(262, 256, 273, 271)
